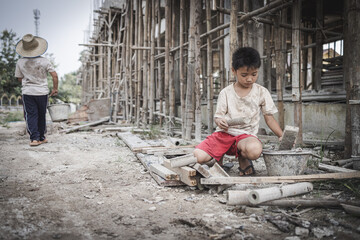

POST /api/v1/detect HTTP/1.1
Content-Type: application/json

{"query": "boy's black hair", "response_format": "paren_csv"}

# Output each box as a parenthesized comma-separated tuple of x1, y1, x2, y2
(232, 47, 261, 70)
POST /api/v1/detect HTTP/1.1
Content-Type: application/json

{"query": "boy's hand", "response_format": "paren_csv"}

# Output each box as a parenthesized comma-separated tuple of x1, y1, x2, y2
(215, 118, 229, 131)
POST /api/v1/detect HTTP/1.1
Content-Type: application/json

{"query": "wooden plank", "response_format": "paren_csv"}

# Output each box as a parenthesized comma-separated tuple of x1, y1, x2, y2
(200, 172, 360, 185)
(163, 159, 197, 186)
(138, 144, 196, 154)
(145, 148, 194, 155)
(117, 132, 151, 151)
(61, 117, 110, 134)
(149, 164, 180, 180)
(150, 172, 185, 187)
(136, 153, 184, 186)
(193, 163, 211, 178)
(169, 154, 197, 168)
(318, 163, 357, 173)
(256, 199, 360, 208)
(209, 163, 230, 177)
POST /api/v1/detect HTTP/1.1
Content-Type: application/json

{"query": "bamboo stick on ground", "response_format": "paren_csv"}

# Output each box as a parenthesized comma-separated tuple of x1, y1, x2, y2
(248, 182, 313, 205)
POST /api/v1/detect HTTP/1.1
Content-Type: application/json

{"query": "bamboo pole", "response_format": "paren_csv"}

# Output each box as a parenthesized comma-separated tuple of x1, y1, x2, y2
(185, 0, 197, 140)
(229, 0, 238, 83)
(129, 1, 134, 121)
(169, 0, 176, 134)
(138, 0, 144, 125)
(107, 10, 112, 99)
(179, 0, 186, 138)
(314, 0, 323, 91)
(165, 0, 171, 132)
(149, 0, 156, 124)
(99, 45, 104, 96)
(206, 0, 214, 134)
(344, 0, 360, 158)
(218, 0, 225, 90)
(113, 14, 123, 122)
(265, 21, 272, 91)
(194, 0, 202, 142)
(142, 0, 150, 124)
(242, 0, 249, 47)
(135, 0, 141, 126)
(274, 12, 286, 130)
(124, 2, 131, 121)
(146, 0, 151, 124)
(292, 0, 303, 144)
(157, 0, 164, 126)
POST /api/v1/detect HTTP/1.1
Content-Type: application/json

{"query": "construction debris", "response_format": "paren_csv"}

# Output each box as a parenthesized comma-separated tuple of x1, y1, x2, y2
(227, 183, 313, 205)
(278, 125, 299, 150)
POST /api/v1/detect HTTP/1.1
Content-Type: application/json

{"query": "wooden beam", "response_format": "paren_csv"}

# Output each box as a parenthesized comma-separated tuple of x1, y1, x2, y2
(200, 172, 360, 185)
(169, 154, 197, 168)
(61, 117, 110, 134)
(318, 163, 357, 173)
(136, 153, 184, 186)
(163, 159, 197, 186)
(116, 132, 151, 151)
(149, 163, 180, 180)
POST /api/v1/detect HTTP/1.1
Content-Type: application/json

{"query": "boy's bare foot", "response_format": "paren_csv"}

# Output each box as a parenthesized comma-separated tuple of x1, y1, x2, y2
(238, 157, 255, 176)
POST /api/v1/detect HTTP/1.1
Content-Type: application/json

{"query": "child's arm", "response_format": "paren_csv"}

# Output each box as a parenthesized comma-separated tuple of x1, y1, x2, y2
(264, 114, 283, 139)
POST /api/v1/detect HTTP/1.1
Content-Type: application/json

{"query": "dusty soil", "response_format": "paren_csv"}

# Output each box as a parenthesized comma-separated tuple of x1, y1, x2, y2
(1, 120, 360, 240)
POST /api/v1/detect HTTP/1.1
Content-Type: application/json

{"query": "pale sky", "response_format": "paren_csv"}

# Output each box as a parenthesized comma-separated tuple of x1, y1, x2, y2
(0, 0, 93, 79)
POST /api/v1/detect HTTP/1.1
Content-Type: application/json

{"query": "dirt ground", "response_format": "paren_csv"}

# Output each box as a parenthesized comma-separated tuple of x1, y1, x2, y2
(1, 119, 360, 240)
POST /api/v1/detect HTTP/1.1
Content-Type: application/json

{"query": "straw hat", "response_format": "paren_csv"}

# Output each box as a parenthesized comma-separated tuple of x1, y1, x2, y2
(16, 34, 48, 57)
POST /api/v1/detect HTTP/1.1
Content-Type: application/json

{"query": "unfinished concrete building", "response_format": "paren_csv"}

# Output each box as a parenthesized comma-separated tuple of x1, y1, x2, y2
(78, 0, 360, 159)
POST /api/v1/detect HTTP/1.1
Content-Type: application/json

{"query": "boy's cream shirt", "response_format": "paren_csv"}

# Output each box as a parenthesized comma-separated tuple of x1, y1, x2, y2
(214, 83, 278, 136)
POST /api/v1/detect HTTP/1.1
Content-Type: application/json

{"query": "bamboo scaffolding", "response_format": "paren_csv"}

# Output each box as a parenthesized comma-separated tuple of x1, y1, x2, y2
(79, 0, 348, 145)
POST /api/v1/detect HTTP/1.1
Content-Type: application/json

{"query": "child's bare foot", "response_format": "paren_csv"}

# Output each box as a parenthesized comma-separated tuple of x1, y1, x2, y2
(238, 157, 255, 176)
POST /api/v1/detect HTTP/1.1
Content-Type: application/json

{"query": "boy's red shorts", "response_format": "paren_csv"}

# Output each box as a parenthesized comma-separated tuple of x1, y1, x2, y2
(195, 131, 260, 161)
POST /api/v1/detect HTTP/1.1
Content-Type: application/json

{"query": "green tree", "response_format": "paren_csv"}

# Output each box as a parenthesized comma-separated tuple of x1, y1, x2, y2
(60, 71, 81, 104)
(49, 71, 81, 104)
(0, 29, 20, 95)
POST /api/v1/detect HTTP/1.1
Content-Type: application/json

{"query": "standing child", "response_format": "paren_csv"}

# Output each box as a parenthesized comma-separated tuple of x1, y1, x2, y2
(15, 34, 58, 146)
(194, 47, 283, 175)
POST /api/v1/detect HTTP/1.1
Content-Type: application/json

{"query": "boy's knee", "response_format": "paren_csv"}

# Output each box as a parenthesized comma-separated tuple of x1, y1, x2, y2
(242, 141, 262, 160)
(247, 148, 262, 160)
(193, 149, 212, 164)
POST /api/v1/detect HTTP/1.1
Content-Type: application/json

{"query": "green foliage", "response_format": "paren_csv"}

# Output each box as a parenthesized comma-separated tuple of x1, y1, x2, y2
(0, 110, 23, 127)
(0, 30, 21, 95)
(49, 71, 81, 104)
(137, 125, 162, 140)
(344, 181, 360, 198)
